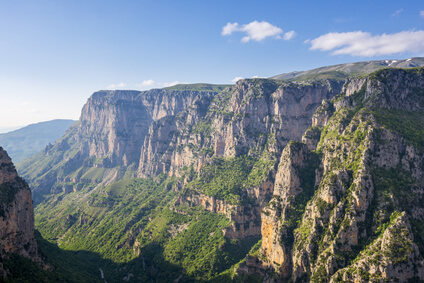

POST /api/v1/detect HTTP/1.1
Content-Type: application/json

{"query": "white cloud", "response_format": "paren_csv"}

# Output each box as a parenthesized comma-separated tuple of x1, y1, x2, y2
(231, 77, 243, 83)
(308, 30, 424, 57)
(222, 23, 239, 36)
(421, 11, 424, 17)
(141, 79, 155, 86)
(222, 21, 286, 43)
(392, 8, 403, 17)
(283, 30, 296, 40)
(107, 82, 126, 89)
(136, 80, 186, 90)
(163, 81, 180, 87)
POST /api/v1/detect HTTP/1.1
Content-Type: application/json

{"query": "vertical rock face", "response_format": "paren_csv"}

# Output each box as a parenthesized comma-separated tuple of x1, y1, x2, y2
(79, 90, 151, 166)
(137, 79, 343, 177)
(244, 68, 424, 282)
(260, 141, 318, 277)
(0, 147, 39, 276)
(19, 88, 221, 201)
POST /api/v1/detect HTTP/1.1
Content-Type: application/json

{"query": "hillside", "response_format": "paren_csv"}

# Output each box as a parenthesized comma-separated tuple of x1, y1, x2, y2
(0, 119, 75, 164)
(237, 67, 424, 281)
(271, 57, 424, 82)
(15, 64, 424, 282)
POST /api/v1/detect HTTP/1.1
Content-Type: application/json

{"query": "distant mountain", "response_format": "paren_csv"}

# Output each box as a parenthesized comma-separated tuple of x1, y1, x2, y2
(271, 57, 424, 81)
(0, 119, 75, 164)
(0, 126, 23, 134)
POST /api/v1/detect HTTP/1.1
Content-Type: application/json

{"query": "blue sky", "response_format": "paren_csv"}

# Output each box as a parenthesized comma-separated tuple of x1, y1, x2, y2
(1, 0, 424, 129)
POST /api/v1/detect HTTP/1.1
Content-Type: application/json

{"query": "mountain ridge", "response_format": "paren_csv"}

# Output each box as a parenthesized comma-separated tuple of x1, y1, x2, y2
(271, 57, 424, 82)
(13, 63, 424, 282)
(0, 119, 75, 164)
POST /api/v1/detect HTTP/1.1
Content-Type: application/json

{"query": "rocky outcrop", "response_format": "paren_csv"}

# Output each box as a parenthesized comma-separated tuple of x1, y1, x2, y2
(19, 88, 221, 201)
(0, 147, 41, 277)
(260, 141, 318, 278)
(331, 212, 424, 282)
(239, 68, 424, 281)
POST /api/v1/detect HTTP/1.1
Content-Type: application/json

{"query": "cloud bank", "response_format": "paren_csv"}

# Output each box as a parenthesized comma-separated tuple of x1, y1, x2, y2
(231, 77, 243, 83)
(136, 80, 183, 90)
(222, 21, 295, 43)
(107, 82, 126, 89)
(140, 79, 155, 87)
(307, 30, 424, 56)
(392, 8, 403, 17)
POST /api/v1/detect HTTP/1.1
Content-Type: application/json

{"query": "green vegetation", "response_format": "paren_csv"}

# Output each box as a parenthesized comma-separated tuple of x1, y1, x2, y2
(2, 230, 101, 282)
(272, 58, 424, 81)
(192, 120, 212, 135)
(372, 109, 424, 150)
(290, 71, 349, 82)
(163, 83, 230, 92)
(35, 174, 260, 281)
(188, 155, 273, 204)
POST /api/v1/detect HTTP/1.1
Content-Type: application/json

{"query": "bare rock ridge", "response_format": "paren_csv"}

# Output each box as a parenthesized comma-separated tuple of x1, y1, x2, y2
(237, 68, 424, 281)
(0, 147, 41, 277)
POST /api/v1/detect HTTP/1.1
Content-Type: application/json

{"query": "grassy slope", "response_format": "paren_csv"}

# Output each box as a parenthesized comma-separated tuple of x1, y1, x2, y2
(35, 172, 260, 281)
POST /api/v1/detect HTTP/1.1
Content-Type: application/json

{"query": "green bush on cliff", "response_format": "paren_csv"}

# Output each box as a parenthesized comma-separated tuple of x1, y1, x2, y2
(188, 155, 273, 204)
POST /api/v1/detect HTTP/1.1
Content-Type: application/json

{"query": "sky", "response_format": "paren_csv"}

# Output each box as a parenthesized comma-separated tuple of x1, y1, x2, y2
(0, 0, 424, 130)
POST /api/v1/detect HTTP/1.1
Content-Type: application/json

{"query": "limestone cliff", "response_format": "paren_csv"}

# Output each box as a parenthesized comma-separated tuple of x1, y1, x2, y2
(137, 79, 342, 238)
(138, 79, 343, 178)
(19, 79, 343, 209)
(18, 87, 223, 203)
(0, 147, 40, 277)
(243, 68, 424, 282)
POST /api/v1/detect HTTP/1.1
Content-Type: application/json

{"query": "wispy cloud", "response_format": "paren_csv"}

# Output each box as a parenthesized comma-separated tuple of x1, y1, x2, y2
(231, 77, 243, 83)
(231, 75, 263, 83)
(222, 21, 294, 43)
(283, 31, 296, 40)
(420, 11, 424, 17)
(307, 30, 424, 57)
(136, 80, 184, 90)
(107, 82, 126, 89)
(392, 8, 403, 17)
(163, 81, 180, 87)
(140, 79, 155, 86)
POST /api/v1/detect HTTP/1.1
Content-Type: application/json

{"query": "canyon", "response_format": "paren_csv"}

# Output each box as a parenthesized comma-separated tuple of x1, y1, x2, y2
(7, 58, 424, 281)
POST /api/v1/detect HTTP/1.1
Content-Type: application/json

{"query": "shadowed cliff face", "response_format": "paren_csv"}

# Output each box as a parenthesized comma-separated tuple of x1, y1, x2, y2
(238, 68, 424, 282)
(0, 147, 40, 277)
